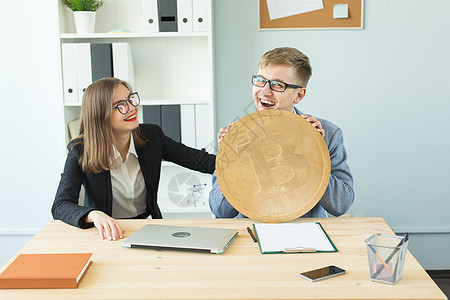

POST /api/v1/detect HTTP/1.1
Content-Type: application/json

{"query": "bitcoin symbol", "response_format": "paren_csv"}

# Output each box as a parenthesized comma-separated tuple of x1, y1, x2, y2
(237, 123, 310, 213)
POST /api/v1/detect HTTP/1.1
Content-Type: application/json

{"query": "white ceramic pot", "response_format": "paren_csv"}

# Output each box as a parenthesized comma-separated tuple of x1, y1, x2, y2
(73, 11, 96, 34)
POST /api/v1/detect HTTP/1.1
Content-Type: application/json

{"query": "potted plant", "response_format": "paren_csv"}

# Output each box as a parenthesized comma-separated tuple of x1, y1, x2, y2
(63, 0, 103, 34)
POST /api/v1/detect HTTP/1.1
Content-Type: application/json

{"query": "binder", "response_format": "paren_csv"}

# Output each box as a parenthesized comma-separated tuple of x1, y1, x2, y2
(112, 43, 135, 88)
(253, 222, 338, 254)
(61, 44, 79, 103)
(161, 105, 181, 142)
(76, 43, 92, 103)
(0, 253, 92, 289)
(90, 43, 113, 82)
(158, 0, 178, 32)
(142, 0, 159, 33)
(62, 43, 135, 104)
(192, 0, 208, 32)
(195, 104, 213, 150)
(142, 105, 162, 126)
(177, 0, 193, 32)
(180, 104, 196, 148)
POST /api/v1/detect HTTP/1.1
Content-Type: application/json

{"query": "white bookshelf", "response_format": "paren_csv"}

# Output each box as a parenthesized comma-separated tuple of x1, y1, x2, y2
(56, 0, 215, 217)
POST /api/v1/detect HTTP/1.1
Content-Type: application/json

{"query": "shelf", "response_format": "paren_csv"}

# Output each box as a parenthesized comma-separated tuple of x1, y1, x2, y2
(61, 32, 209, 40)
(140, 98, 210, 106)
(64, 97, 210, 107)
(64, 102, 82, 107)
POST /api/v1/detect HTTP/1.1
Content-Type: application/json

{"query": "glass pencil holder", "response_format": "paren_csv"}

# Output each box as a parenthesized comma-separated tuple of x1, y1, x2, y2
(364, 233, 409, 284)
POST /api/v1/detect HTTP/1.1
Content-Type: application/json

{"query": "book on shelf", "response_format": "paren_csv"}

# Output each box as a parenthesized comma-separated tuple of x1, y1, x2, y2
(0, 253, 92, 289)
(68, 118, 81, 140)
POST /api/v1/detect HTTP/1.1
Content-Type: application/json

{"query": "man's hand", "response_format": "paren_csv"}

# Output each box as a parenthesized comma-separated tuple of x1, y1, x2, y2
(86, 210, 124, 241)
(217, 122, 235, 145)
(301, 114, 325, 137)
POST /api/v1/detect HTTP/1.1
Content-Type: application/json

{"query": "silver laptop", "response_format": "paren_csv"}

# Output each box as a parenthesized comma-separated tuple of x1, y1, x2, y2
(122, 224, 239, 254)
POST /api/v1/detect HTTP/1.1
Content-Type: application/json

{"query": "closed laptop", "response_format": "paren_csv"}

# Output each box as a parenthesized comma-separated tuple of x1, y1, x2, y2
(122, 224, 238, 254)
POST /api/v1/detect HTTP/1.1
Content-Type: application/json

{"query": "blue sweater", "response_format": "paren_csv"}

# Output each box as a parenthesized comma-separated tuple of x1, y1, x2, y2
(209, 107, 354, 218)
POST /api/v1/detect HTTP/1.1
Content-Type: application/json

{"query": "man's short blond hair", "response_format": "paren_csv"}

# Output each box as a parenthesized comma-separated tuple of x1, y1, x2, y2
(258, 47, 312, 87)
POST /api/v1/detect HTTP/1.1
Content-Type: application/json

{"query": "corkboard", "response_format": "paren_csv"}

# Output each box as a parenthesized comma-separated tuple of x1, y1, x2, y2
(259, 0, 364, 30)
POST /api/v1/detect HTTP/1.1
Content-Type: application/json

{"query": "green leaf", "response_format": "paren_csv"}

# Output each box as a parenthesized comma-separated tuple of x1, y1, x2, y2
(63, 0, 103, 12)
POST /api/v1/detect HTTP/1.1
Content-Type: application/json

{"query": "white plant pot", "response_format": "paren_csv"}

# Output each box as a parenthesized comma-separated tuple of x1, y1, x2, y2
(73, 11, 96, 34)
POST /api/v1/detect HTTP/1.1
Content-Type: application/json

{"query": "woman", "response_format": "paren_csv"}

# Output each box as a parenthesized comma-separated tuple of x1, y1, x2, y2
(52, 78, 215, 241)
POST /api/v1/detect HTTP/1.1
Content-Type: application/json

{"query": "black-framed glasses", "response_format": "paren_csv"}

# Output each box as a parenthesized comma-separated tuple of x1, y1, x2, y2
(112, 92, 140, 115)
(251, 75, 302, 92)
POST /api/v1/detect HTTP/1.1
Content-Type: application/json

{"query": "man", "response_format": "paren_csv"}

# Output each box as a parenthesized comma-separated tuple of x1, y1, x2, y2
(209, 47, 354, 218)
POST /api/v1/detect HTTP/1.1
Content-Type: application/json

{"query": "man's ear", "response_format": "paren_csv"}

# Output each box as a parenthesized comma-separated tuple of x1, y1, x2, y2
(294, 88, 307, 104)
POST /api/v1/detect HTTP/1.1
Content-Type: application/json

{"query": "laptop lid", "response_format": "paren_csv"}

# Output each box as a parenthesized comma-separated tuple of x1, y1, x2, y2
(122, 224, 239, 254)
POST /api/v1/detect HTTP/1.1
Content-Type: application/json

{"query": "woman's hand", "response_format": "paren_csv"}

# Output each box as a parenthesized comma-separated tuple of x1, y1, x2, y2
(86, 210, 124, 241)
(217, 122, 235, 145)
(301, 114, 325, 137)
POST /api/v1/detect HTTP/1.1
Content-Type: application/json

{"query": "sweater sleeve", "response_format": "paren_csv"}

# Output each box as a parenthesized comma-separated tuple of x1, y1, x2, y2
(208, 171, 239, 218)
(318, 127, 354, 216)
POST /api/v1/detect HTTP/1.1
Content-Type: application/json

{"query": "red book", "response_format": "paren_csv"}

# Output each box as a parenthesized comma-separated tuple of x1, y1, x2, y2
(0, 253, 92, 289)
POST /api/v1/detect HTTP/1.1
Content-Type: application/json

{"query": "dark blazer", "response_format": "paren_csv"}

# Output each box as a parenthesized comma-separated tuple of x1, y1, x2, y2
(52, 124, 216, 229)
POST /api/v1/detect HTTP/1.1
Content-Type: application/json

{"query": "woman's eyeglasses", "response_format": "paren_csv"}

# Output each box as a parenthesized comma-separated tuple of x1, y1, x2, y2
(112, 92, 140, 115)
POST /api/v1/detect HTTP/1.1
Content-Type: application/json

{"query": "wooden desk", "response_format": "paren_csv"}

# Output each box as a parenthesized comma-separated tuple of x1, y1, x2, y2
(0, 218, 446, 299)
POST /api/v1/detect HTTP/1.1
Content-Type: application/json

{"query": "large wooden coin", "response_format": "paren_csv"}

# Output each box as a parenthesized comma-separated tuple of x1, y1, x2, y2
(216, 110, 331, 222)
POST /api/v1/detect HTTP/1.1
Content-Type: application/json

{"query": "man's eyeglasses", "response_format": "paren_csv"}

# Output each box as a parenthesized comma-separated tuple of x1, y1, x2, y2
(112, 92, 140, 115)
(251, 75, 302, 92)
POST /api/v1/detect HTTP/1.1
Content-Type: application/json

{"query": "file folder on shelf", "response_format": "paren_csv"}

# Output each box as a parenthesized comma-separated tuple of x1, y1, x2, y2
(143, 105, 162, 127)
(62, 43, 134, 104)
(180, 104, 196, 148)
(177, 0, 193, 32)
(61, 44, 78, 103)
(62, 43, 95, 103)
(162, 105, 181, 142)
(112, 43, 135, 89)
(142, 0, 159, 33)
(158, 0, 178, 32)
(142, 105, 181, 143)
(195, 104, 213, 150)
(193, 0, 208, 32)
(76, 43, 92, 103)
(90, 43, 113, 82)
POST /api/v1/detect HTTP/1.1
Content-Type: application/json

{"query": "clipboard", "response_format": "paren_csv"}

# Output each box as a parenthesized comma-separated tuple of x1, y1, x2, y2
(253, 222, 338, 254)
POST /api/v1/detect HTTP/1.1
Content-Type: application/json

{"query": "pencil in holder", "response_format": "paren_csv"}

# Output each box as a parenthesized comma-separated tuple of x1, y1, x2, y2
(364, 233, 409, 284)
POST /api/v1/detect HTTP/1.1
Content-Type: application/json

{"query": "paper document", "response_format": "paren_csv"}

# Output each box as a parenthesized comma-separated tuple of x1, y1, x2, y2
(254, 222, 337, 253)
(266, 0, 324, 20)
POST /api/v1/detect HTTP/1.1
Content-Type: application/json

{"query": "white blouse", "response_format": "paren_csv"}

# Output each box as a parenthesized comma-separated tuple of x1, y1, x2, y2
(110, 135, 147, 218)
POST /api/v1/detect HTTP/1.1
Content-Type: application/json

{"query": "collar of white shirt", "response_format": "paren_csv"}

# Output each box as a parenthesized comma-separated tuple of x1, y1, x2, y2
(112, 134, 138, 162)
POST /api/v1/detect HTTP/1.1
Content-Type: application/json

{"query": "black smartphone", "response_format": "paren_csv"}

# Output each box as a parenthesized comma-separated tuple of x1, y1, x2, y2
(300, 265, 346, 282)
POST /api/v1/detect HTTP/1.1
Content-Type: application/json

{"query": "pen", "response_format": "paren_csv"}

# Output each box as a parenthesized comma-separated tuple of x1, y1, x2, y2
(368, 244, 393, 275)
(247, 227, 257, 243)
(372, 233, 409, 278)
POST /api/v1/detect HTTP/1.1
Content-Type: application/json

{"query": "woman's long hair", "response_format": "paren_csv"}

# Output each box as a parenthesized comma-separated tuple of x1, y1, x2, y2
(74, 77, 147, 173)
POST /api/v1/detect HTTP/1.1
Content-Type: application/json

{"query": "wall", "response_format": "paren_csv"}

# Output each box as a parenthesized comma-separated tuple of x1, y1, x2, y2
(213, 0, 450, 269)
(0, 0, 449, 270)
(0, 1, 66, 265)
